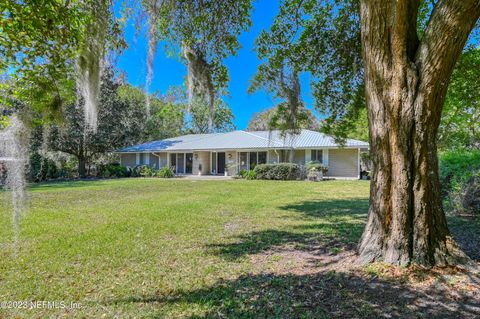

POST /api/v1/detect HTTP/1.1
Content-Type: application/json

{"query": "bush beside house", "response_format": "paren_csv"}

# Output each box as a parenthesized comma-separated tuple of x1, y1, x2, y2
(253, 163, 305, 180)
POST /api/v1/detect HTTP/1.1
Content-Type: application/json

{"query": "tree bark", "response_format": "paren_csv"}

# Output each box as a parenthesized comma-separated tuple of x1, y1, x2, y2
(358, 0, 480, 266)
(78, 156, 87, 178)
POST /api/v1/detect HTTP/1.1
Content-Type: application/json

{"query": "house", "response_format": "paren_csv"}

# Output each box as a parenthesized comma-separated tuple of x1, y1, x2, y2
(116, 129, 369, 178)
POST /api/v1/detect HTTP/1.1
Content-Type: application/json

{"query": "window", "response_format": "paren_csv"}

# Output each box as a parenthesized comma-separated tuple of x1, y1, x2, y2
(258, 152, 267, 165)
(311, 150, 323, 163)
(239, 152, 248, 171)
(249, 152, 257, 169)
(246, 151, 267, 169)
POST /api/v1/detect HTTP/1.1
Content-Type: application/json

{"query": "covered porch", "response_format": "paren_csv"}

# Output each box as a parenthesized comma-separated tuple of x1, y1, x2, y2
(152, 150, 279, 176)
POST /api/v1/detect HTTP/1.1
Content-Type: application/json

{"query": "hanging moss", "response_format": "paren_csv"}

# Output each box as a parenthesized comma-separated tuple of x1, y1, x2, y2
(183, 46, 215, 131)
(76, 0, 109, 132)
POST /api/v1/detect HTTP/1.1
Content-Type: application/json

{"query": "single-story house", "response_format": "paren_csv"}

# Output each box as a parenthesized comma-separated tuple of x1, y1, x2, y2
(116, 129, 369, 178)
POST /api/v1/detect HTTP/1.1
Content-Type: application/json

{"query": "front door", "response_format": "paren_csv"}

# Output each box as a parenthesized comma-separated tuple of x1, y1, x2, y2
(186, 153, 193, 174)
(217, 152, 226, 174)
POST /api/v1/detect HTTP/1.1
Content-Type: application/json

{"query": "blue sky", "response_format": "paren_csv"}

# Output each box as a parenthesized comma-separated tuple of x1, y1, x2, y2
(116, 0, 316, 129)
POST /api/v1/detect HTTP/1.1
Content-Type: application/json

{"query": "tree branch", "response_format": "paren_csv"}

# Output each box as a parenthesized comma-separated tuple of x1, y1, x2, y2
(416, 0, 480, 98)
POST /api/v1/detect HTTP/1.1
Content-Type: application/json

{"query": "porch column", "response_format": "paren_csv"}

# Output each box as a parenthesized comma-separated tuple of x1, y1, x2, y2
(357, 148, 361, 179)
(135, 153, 140, 165)
(323, 149, 329, 166)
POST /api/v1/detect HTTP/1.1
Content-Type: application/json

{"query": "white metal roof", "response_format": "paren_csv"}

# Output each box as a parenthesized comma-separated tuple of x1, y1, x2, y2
(116, 129, 369, 153)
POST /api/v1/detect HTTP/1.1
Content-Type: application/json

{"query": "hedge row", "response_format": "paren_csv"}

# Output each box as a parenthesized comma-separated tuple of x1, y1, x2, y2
(253, 163, 305, 180)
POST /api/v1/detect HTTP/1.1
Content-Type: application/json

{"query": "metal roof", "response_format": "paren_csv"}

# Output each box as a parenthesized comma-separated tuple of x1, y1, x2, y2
(116, 129, 369, 153)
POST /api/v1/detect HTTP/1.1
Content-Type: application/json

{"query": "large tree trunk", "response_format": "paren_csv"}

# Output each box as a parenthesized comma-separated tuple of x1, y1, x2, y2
(78, 156, 87, 178)
(357, 0, 480, 266)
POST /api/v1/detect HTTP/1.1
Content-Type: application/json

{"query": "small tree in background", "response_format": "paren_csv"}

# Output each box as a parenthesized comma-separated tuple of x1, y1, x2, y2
(247, 107, 320, 132)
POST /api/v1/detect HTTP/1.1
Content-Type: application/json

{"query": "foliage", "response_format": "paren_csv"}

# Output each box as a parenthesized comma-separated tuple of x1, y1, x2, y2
(238, 169, 257, 180)
(305, 161, 328, 174)
(157, 166, 175, 178)
(129, 165, 174, 178)
(254, 163, 303, 180)
(28, 153, 77, 182)
(257, 0, 479, 149)
(439, 150, 480, 195)
(131, 165, 155, 178)
(150, 0, 253, 75)
(0, 114, 10, 130)
(28, 125, 77, 182)
(0, 0, 125, 119)
(247, 107, 319, 131)
(143, 0, 253, 130)
(97, 163, 128, 178)
(187, 98, 236, 134)
(359, 151, 371, 172)
(439, 150, 480, 213)
(460, 173, 480, 215)
(439, 47, 480, 150)
(117, 84, 185, 141)
(249, 3, 311, 135)
(250, 0, 363, 138)
(47, 68, 146, 177)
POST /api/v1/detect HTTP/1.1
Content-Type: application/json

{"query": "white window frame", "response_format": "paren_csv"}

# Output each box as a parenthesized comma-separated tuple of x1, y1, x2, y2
(311, 149, 324, 163)
(238, 151, 267, 170)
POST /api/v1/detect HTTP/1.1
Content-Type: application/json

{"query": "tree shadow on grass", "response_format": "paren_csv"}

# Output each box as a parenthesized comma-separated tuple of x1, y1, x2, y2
(110, 271, 480, 318)
(208, 199, 368, 261)
(109, 198, 480, 318)
(279, 198, 369, 220)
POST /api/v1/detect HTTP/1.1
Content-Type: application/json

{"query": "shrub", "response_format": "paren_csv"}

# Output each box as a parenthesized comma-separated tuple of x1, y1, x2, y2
(158, 166, 175, 178)
(238, 169, 256, 180)
(132, 165, 157, 177)
(98, 163, 127, 178)
(254, 163, 303, 180)
(238, 169, 248, 178)
(439, 150, 480, 214)
(439, 149, 480, 195)
(461, 173, 480, 214)
(305, 161, 328, 174)
(243, 170, 257, 180)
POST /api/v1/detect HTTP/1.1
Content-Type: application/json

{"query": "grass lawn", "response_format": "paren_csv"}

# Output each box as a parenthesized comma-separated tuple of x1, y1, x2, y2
(0, 178, 478, 318)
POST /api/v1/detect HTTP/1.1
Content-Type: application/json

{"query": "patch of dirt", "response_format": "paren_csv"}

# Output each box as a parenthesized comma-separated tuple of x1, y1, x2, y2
(248, 243, 480, 318)
(250, 242, 357, 275)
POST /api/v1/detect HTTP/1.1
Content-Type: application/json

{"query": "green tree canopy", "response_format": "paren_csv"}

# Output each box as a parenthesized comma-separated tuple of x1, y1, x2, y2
(247, 106, 320, 132)
(439, 47, 480, 150)
(143, 0, 253, 131)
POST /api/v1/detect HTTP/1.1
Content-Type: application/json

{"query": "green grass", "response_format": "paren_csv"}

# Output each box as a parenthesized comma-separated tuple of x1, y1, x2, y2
(1, 178, 476, 318)
(0, 179, 368, 318)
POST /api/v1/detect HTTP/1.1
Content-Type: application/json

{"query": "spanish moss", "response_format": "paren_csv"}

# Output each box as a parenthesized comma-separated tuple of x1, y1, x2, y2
(0, 115, 29, 248)
(76, 0, 109, 132)
(145, 0, 163, 115)
(183, 46, 215, 132)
